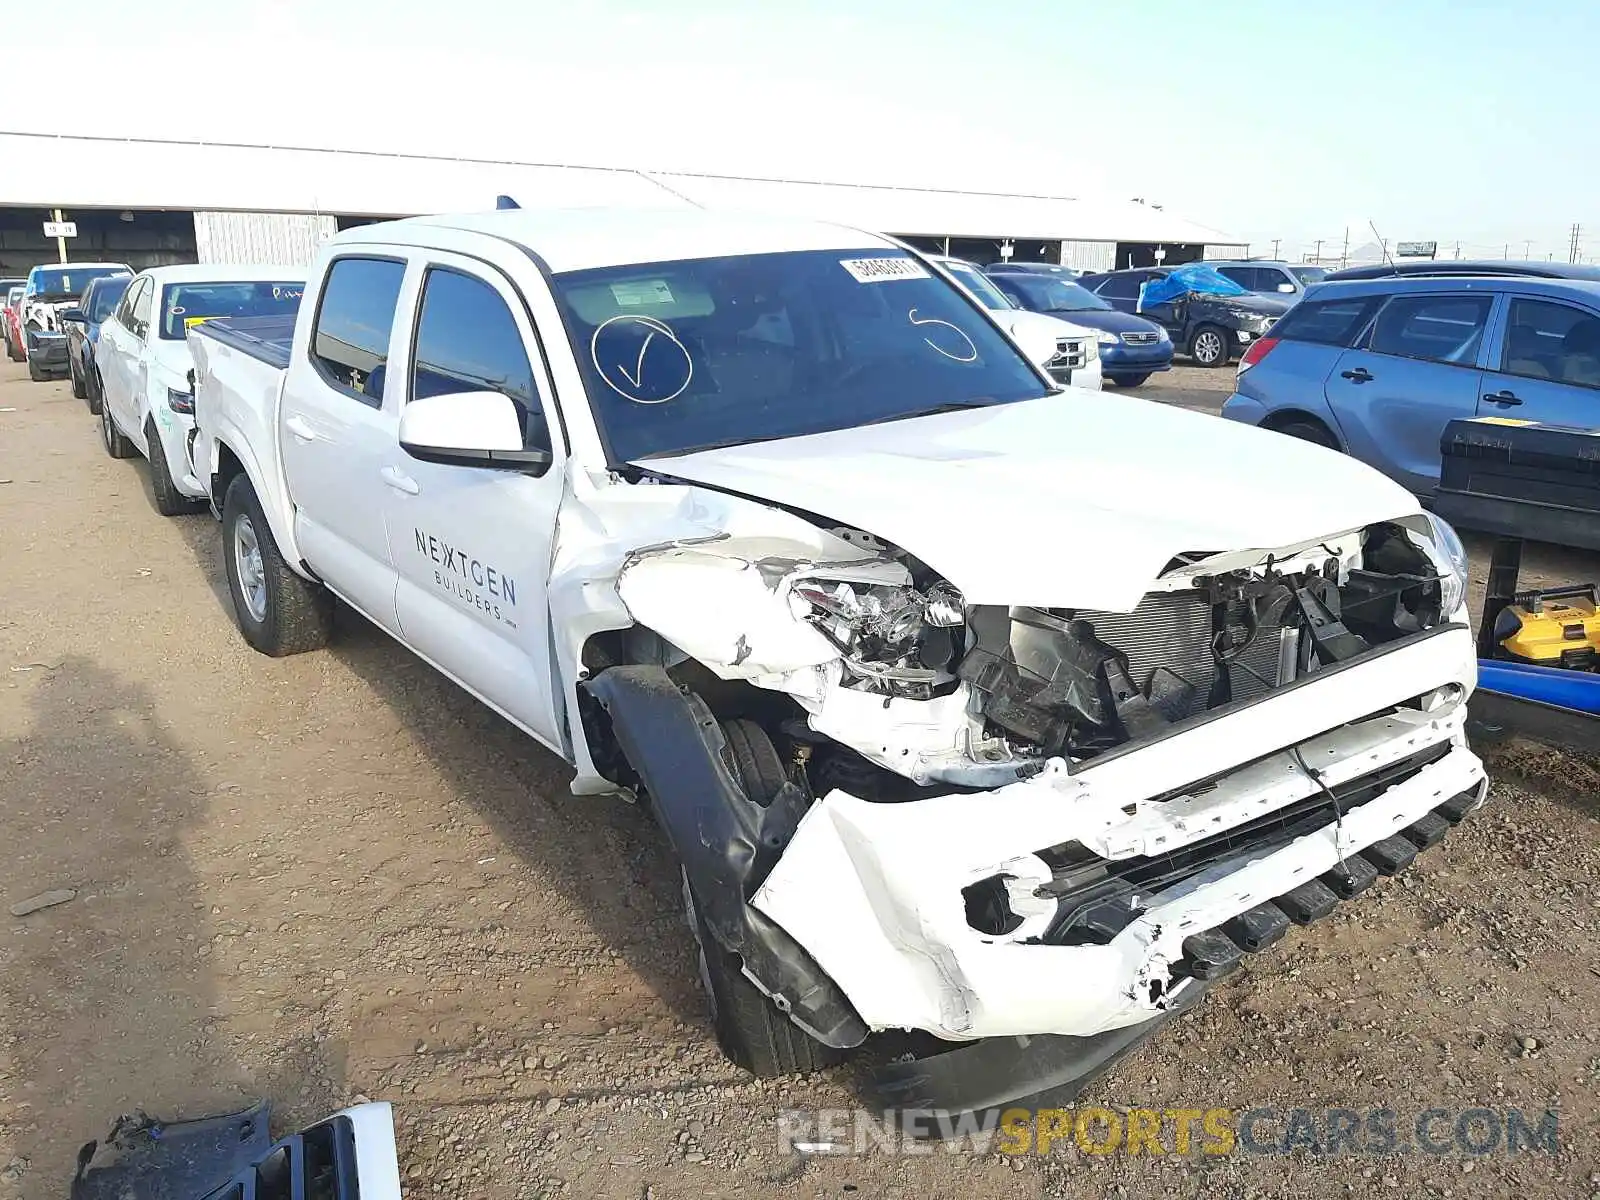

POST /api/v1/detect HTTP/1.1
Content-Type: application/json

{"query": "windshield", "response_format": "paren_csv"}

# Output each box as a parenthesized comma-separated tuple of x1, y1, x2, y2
(1012, 277, 1113, 313)
(551, 248, 1049, 462)
(28, 266, 128, 301)
(86, 276, 131, 322)
(159, 280, 305, 339)
(1291, 266, 1329, 285)
(941, 261, 1014, 311)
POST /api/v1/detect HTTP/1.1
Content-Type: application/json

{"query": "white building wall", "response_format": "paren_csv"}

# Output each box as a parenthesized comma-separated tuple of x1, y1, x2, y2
(1203, 243, 1250, 260)
(1060, 240, 1116, 272)
(193, 211, 337, 266)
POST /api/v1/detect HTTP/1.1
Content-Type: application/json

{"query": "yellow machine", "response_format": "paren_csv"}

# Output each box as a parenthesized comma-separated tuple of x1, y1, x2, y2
(1498, 586, 1600, 671)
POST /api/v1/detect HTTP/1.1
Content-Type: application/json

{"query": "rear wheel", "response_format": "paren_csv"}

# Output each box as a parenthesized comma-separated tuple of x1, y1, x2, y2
(1189, 323, 1231, 367)
(222, 473, 334, 656)
(1271, 418, 1340, 450)
(681, 719, 841, 1077)
(70, 357, 87, 400)
(86, 366, 104, 416)
(146, 418, 206, 516)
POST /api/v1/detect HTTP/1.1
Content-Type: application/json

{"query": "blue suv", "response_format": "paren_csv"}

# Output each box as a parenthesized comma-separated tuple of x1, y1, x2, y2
(1221, 274, 1600, 496)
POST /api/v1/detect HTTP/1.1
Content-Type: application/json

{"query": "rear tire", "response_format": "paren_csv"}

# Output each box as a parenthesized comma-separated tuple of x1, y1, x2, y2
(1271, 418, 1340, 450)
(100, 398, 136, 459)
(86, 366, 104, 416)
(221, 473, 333, 656)
(1110, 372, 1152, 388)
(1189, 323, 1231, 367)
(682, 719, 841, 1077)
(146, 418, 206, 516)
(70, 358, 87, 400)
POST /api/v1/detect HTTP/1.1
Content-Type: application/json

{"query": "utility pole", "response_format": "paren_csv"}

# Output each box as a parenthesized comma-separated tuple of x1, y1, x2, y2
(1503, 243, 1509, 259)
(1341, 227, 1349, 269)
(1524, 240, 1533, 259)
(52, 208, 67, 264)
(1271, 238, 1281, 259)
(1313, 238, 1323, 263)
(1569, 223, 1582, 264)
(1453, 241, 1461, 259)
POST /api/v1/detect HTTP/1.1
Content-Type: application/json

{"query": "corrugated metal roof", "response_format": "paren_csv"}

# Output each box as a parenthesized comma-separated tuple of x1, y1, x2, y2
(0, 131, 1239, 246)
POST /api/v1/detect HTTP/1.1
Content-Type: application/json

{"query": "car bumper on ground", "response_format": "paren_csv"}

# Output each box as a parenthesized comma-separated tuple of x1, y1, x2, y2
(1100, 343, 1174, 377)
(753, 625, 1481, 1062)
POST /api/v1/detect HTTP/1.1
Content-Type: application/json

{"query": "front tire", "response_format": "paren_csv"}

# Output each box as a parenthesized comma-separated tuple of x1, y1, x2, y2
(1189, 323, 1231, 367)
(682, 719, 841, 1077)
(221, 473, 333, 656)
(100, 398, 136, 458)
(1109, 372, 1153, 388)
(146, 418, 206, 516)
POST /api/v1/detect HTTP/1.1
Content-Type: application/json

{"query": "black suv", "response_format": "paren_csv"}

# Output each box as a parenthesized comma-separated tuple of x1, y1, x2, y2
(1078, 266, 1291, 366)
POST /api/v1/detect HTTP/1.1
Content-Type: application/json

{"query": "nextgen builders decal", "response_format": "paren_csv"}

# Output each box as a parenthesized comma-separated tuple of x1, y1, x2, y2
(414, 528, 518, 628)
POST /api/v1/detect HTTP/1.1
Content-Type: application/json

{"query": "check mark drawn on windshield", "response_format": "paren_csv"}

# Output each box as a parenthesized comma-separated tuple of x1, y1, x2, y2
(590, 314, 693, 405)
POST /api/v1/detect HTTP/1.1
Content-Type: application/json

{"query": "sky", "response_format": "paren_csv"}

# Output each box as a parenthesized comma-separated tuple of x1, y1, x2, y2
(11, 0, 1599, 262)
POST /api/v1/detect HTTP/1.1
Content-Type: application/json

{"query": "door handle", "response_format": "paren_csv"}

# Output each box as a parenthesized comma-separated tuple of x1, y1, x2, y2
(1482, 389, 1523, 407)
(380, 465, 420, 495)
(284, 415, 318, 441)
(1340, 366, 1373, 383)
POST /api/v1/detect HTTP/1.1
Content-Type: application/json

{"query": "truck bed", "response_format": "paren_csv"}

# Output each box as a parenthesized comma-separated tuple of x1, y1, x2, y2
(190, 314, 296, 371)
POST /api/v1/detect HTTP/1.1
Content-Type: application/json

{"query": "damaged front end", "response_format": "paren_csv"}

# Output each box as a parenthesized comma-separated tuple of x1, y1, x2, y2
(583, 505, 1482, 1075)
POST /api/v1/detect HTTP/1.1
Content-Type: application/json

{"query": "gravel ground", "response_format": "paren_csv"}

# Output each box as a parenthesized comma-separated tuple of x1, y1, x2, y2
(1, 359, 1597, 1199)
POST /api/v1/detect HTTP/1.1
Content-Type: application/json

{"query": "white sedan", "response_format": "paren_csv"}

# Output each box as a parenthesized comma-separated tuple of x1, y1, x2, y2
(98, 265, 306, 514)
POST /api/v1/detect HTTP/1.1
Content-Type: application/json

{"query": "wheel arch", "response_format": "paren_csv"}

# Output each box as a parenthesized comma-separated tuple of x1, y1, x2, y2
(1259, 408, 1346, 451)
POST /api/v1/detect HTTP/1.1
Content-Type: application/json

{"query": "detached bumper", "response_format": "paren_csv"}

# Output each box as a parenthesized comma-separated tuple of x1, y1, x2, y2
(754, 625, 1481, 1044)
(26, 331, 68, 367)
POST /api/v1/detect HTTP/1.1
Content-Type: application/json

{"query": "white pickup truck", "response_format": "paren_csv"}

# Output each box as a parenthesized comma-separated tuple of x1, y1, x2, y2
(187, 208, 1486, 1111)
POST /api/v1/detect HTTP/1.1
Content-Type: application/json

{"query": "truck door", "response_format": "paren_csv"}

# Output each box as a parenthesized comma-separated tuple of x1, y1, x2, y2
(278, 254, 409, 633)
(384, 256, 565, 751)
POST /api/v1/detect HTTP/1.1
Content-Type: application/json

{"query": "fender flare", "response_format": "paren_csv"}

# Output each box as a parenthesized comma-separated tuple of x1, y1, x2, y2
(211, 426, 307, 579)
(585, 664, 867, 1050)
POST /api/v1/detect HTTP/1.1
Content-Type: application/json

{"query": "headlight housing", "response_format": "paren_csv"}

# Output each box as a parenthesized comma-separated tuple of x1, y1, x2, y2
(1096, 330, 1120, 346)
(1424, 512, 1468, 616)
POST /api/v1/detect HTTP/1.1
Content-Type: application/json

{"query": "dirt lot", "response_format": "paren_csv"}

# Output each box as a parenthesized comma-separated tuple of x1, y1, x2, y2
(2, 360, 1598, 1199)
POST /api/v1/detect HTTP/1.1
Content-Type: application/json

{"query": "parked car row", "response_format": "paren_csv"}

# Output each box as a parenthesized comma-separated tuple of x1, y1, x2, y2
(1222, 263, 1600, 495)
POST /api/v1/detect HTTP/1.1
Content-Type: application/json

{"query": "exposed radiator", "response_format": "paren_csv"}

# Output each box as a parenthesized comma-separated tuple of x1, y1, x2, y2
(1073, 592, 1291, 720)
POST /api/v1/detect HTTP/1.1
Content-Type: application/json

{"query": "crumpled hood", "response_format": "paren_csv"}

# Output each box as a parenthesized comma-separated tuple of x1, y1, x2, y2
(638, 392, 1422, 612)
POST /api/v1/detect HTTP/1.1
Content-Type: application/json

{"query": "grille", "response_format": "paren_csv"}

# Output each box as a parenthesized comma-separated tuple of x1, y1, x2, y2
(1050, 337, 1088, 370)
(1121, 330, 1161, 346)
(1037, 740, 1453, 945)
(1073, 591, 1290, 720)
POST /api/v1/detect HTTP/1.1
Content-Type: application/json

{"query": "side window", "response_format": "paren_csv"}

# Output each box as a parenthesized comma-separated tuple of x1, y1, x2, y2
(311, 257, 406, 403)
(128, 278, 154, 337)
(1502, 298, 1600, 387)
(994, 279, 1026, 306)
(116, 278, 145, 329)
(1368, 294, 1493, 366)
(1271, 295, 1384, 347)
(1098, 274, 1140, 299)
(410, 266, 549, 451)
(1216, 266, 1254, 290)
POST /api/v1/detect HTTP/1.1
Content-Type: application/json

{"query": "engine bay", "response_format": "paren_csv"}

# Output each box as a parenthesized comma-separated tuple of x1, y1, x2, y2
(796, 522, 1454, 771)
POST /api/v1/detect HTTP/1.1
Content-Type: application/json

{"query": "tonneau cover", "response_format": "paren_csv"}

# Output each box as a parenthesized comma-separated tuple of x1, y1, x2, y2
(188, 314, 296, 371)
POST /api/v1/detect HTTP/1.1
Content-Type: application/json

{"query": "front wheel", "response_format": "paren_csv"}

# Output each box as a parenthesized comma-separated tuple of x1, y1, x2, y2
(1109, 372, 1152, 388)
(681, 719, 842, 1077)
(221, 473, 333, 656)
(1189, 324, 1231, 367)
(100, 399, 136, 458)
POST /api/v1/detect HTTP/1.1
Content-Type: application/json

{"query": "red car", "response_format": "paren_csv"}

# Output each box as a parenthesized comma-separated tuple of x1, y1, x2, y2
(3, 283, 25, 362)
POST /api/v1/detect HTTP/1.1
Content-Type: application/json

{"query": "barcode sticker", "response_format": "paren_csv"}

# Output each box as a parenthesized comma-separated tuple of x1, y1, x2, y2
(839, 257, 930, 283)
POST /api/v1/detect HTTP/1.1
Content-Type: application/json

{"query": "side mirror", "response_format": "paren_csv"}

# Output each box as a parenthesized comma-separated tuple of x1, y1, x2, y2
(399, 390, 552, 470)
(59, 307, 87, 323)
(1277, 282, 1296, 293)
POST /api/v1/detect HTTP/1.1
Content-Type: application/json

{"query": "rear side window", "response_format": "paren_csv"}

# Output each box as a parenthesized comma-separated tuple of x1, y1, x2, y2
(1271, 295, 1383, 347)
(1097, 275, 1141, 299)
(312, 256, 406, 403)
(1368, 294, 1493, 365)
(1502, 298, 1600, 387)
(128, 278, 154, 337)
(409, 266, 550, 451)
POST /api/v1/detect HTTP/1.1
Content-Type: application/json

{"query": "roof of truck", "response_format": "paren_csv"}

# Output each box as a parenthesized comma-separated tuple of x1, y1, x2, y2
(341, 207, 894, 273)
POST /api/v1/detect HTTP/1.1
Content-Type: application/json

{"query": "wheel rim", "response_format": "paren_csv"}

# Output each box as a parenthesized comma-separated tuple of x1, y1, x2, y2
(233, 514, 269, 623)
(1196, 331, 1223, 363)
